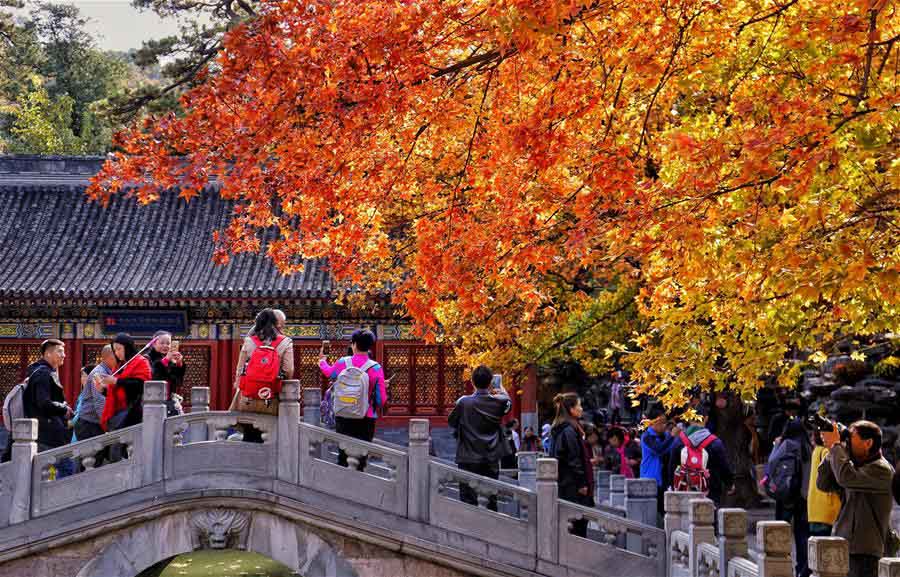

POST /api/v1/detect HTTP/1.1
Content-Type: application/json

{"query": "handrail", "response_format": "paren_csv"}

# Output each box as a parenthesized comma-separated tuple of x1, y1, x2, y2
(430, 460, 534, 499)
(560, 499, 665, 541)
(697, 541, 720, 577)
(33, 423, 141, 463)
(726, 556, 758, 577)
(300, 422, 407, 460)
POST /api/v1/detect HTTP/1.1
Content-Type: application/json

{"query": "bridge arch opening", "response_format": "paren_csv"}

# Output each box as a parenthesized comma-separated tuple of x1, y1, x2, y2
(74, 507, 360, 577)
(137, 550, 297, 577)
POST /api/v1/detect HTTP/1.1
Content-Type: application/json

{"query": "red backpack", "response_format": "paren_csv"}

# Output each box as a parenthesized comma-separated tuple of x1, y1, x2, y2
(672, 431, 716, 495)
(239, 336, 285, 401)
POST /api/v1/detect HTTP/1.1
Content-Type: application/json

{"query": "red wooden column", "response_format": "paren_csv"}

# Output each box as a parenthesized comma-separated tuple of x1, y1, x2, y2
(62, 337, 80, 405)
(520, 364, 539, 434)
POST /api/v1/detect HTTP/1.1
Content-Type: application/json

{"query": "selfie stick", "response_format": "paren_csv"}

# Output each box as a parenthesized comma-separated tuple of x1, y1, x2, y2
(108, 337, 159, 378)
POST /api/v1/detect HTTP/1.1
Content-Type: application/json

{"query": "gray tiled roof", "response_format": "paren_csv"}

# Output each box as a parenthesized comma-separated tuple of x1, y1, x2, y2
(0, 156, 333, 300)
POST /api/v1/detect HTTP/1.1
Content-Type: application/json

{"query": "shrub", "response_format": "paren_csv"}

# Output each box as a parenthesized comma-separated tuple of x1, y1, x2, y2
(832, 360, 869, 386)
(874, 357, 900, 380)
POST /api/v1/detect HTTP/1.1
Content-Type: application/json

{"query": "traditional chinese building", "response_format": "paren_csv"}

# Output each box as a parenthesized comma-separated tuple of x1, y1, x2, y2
(0, 156, 527, 428)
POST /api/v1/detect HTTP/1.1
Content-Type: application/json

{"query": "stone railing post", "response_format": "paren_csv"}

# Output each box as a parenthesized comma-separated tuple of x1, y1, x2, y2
(688, 498, 715, 577)
(302, 387, 321, 425)
(517, 452, 537, 491)
(407, 419, 430, 523)
(277, 380, 301, 484)
(9, 418, 37, 525)
(880, 558, 900, 577)
(625, 478, 658, 552)
(664, 491, 703, 577)
(596, 468, 611, 505)
(536, 458, 559, 564)
(190, 386, 210, 412)
(756, 521, 793, 577)
(717, 508, 747, 575)
(142, 381, 167, 485)
(808, 537, 848, 577)
(188, 386, 210, 443)
(610, 474, 626, 508)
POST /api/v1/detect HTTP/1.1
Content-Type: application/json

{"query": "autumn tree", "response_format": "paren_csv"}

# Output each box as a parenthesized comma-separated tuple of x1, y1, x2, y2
(89, 0, 899, 407)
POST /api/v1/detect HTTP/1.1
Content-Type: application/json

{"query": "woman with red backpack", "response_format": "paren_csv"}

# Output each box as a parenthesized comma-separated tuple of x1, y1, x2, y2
(231, 309, 294, 431)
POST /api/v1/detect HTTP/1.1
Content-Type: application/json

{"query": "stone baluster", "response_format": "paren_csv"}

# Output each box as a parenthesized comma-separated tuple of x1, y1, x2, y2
(536, 458, 559, 564)
(756, 521, 793, 577)
(610, 474, 626, 508)
(302, 387, 321, 426)
(808, 537, 848, 577)
(190, 387, 210, 413)
(688, 498, 715, 577)
(596, 468, 611, 506)
(625, 478, 658, 552)
(664, 491, 704, 577)
(188, 386, 210, 443)
(142, 381, 167, 485)
(717, 508, 747, 576)
(277, 380, 301, 484)
(9, 419, 37, 525)
(407, 418, 430, 523)
(880, 558, 900, 577)
(517, 452, 537, 491)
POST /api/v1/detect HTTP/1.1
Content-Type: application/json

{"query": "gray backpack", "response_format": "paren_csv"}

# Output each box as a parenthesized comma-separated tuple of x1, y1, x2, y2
(332, 357, 377, 419)
(2, 380, 26, 428)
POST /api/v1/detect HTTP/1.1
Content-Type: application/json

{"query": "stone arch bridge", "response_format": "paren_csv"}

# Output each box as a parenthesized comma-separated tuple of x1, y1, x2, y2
(0, 381, 666, 577)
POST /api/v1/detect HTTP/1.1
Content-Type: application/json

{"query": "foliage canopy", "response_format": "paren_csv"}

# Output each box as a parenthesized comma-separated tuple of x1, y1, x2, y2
(89, 0, 899, 406)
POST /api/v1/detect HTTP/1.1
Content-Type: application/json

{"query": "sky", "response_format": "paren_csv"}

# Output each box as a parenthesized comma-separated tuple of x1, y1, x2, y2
(23, 0, 189, 52)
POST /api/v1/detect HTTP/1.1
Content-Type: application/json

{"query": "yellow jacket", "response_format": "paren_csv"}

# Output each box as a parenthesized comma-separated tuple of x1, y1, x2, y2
(807, 445, 841, 525)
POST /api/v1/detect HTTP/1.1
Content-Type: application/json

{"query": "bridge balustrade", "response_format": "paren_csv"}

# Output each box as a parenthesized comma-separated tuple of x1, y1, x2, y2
(0, 381, 739, 577)
(31, 423, 144, 517)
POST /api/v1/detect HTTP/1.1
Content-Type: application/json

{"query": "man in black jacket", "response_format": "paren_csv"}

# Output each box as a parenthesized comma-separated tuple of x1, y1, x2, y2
(23, 339, 72, 451)
(448, 365, 511, 511)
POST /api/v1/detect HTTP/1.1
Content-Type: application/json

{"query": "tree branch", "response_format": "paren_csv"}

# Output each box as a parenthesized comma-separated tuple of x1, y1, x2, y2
(737, 0, 799, 34)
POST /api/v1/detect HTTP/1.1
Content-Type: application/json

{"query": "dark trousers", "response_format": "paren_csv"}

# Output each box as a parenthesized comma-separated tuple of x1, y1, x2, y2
(74, 420, 107, 469)
(777, 502, 809, 577)
(457, 461, 499, 511)
(849, 554, 879, 577)
(335, 416, 376, 471)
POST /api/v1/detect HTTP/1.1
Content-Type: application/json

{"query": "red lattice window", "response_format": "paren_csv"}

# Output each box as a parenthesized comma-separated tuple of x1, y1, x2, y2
(383, 345, 412, 414)
(0, 343, 42, 422)
(179, 345, 211, 407)
(413, 345, 439, 413)
(443, 350, 468, 413)
(81, 344, 105, 368)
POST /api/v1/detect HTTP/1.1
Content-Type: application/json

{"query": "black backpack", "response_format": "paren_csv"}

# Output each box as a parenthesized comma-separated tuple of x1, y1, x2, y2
(765, 438, 801, 503)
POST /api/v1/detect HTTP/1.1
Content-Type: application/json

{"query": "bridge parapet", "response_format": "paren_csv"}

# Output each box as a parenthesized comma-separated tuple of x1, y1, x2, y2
(1, 382, 669, 577)
(32, 423, 143, 517)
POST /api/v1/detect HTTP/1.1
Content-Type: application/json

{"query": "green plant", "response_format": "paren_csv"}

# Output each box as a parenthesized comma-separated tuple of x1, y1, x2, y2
(874, 357, 900, 380)
(833, 360, 869, 386)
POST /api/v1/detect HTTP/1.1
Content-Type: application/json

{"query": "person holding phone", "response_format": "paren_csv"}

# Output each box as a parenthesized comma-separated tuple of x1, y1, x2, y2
(146, 331, 186, 416)
(448, 366, 511, 511)
(318, 329, 386, 469)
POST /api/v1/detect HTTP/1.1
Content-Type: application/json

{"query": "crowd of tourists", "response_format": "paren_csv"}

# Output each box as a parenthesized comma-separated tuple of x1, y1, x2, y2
(450, 376, 900, 577)
(1, 308, 389, 470)
(5, 319, 900, 577)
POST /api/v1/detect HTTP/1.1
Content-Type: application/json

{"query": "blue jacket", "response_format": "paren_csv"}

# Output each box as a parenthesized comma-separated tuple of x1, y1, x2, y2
(640, 428, 675, 486)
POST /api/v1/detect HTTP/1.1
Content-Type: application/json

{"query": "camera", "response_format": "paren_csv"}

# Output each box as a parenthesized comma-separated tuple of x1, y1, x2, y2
(806, 413, 851, 444)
